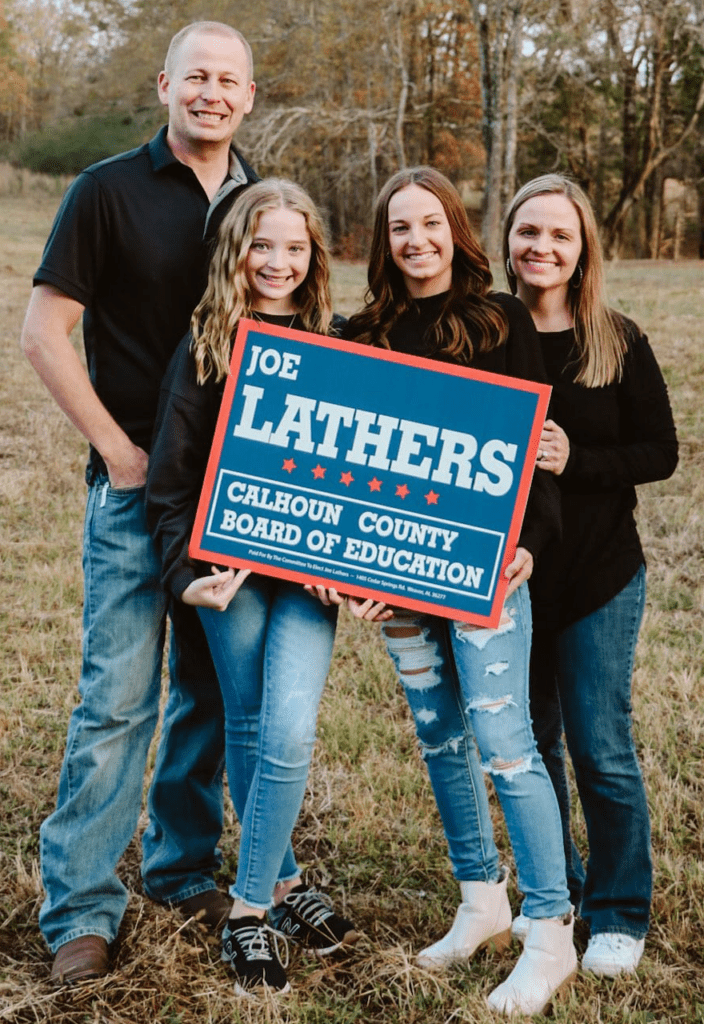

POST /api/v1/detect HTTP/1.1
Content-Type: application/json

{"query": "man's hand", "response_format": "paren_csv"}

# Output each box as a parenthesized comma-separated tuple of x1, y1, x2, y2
(105, 444, 150, 489)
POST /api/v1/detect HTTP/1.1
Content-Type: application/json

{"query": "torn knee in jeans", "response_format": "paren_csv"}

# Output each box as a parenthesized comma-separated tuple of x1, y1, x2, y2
(482, 753, 533, 779)
(453, 609, 515, 651)
(383, 620, 441, 690)
(419, 733, 466, 759)
(466, 693, 517, 715)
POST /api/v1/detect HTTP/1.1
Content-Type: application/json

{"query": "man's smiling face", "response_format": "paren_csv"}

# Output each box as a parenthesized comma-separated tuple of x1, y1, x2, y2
(158, 29, 255, 156)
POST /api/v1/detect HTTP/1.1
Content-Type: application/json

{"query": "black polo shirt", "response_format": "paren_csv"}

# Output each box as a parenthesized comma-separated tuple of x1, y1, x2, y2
(34, 126, 258, 475)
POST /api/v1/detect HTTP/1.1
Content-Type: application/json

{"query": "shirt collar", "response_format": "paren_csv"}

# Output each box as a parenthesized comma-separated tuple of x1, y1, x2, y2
(148, 125, 252, 185)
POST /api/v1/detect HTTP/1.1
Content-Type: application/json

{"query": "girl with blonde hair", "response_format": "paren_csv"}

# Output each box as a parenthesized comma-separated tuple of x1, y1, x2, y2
(503, 173, 677, 978)
(147, 179, 358, 997)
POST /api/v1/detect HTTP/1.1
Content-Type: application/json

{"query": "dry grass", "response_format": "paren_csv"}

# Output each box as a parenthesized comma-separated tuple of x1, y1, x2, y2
(0, 192, 702, 1023)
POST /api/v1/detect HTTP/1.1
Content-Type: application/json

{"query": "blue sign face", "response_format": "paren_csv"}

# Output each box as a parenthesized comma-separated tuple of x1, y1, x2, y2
(191, 319, 550, 626)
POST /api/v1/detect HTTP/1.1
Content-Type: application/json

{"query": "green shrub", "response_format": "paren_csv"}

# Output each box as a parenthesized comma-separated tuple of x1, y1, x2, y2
(16, 113, 158, 174)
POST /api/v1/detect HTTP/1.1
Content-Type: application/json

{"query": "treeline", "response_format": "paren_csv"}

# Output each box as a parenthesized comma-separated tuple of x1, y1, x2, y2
(2, 0, 703, 258)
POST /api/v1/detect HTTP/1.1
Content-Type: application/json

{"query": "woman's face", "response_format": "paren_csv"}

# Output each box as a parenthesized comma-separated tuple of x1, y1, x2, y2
(245, 207, 312, 314)
(387, 184, 454, 298)
(507, 193, 583, 302)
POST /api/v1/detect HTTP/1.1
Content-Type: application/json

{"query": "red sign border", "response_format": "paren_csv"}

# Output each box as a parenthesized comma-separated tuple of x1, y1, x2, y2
(190, 318, 551, 627)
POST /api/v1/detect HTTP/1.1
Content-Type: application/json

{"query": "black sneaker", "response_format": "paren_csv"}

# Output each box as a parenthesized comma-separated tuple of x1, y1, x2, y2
(268, 884, 360, 955)
(221, 916, 290, 997)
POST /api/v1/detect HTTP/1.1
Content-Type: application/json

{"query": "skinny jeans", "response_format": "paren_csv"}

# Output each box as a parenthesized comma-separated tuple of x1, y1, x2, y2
(198, 577, 337, 910)
(382, 582, 570, 919)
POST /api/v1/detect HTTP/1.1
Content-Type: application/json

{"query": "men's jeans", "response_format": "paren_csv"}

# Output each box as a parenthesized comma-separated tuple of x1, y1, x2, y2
(530, 565, 651, 938)
(39, 478, 226, 952)
(198, 577, 337, 910)
(382, 583, 571, 920)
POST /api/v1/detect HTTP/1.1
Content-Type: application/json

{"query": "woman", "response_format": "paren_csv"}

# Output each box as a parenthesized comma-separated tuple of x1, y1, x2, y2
(146, 180, 358, 997)
(503, 173, 677, 977)
(337, 167, 577, 1016)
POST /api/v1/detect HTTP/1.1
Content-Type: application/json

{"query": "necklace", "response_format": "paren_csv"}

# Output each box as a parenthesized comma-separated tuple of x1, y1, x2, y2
(252, 310, 298, 329)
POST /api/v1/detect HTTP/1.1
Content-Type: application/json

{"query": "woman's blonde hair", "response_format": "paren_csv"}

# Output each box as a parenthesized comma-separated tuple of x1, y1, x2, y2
(191, 178, 333, 383)
(347, 166, 507, 360)
(502, 174, 626, 387)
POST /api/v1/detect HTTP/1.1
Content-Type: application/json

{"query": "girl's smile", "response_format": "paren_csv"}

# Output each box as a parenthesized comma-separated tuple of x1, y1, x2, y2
(387, 184, 454, 298)
(246, 208, 312, 314)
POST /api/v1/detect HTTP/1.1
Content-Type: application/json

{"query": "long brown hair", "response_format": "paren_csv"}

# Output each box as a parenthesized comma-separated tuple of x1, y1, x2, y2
(191, 179, 333, 383)
(503, 174, 626, 387)
(347, 166, 507, 360)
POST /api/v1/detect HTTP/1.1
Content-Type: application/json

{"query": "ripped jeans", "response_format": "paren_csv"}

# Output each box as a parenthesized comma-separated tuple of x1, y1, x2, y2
(382, 583, 570, 919)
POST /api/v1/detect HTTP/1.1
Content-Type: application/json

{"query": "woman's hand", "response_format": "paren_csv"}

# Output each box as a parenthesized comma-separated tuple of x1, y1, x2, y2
(181, 566, 251, 610)
(504, 547, 533, 597)
(305, 583, 394, 621)
(346, 595, 396, 622)
(304, 584, 346, 606)
(536, 419, 570, 475)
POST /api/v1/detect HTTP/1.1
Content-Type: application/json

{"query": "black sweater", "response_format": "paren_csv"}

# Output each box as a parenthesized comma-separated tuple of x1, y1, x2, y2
(343, 290, 561, 563)
(146, 312, 345, 599)
(529, 318, 678, 631)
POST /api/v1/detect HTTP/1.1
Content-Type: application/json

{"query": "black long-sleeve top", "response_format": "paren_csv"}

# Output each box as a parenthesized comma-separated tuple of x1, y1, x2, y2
(147, 313, 345, 599)
(529, 317, 678, 631)
(343, 290, 561, 563)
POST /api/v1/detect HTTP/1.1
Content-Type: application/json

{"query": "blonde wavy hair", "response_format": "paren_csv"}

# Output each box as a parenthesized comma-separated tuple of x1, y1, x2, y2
(503, 174, 626, 387)
(191, 179, 334, 383)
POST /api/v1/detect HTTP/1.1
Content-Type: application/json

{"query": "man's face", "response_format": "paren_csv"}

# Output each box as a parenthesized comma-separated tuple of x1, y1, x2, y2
(158, 30, 255, 153)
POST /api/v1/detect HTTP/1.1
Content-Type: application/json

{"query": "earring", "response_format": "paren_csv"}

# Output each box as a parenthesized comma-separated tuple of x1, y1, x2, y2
(505, 257, 515, 278)
(571, 264, 583, 288)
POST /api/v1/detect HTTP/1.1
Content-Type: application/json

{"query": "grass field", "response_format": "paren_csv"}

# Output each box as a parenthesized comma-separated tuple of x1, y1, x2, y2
(0, 191, 702, 1023)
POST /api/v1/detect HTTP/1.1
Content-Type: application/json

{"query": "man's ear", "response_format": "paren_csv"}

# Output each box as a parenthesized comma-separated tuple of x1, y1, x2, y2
(157, 70, 169, 107)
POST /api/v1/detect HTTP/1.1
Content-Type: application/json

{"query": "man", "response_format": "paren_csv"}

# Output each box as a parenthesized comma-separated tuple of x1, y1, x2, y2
(20, 21, 258, 984)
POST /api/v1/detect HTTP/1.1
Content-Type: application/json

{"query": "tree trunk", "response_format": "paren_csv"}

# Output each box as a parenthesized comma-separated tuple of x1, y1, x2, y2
(502, 1, 522, 211)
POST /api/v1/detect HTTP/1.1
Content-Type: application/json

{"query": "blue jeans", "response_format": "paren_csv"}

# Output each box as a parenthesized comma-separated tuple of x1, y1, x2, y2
(198, 577, 337, 910)
(39, 479, 226, 952)
(382, 584, 570, 919)
(530, 565, 651, 938)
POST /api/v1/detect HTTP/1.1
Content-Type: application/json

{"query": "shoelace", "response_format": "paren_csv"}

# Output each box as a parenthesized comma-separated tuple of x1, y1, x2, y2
(232, 923, 290, 967)
(285, 889, 334, 927)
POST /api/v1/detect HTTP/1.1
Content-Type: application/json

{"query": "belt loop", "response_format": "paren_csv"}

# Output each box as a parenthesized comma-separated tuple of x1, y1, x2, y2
(100, 481, 109, 508)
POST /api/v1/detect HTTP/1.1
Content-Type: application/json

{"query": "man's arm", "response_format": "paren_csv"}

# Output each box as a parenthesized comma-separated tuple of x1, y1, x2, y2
(20, 284, 148, 488)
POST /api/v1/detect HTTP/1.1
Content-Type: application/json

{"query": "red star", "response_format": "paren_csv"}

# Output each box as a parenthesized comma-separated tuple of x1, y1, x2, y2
(283, 458, 297, 473)
(312, 464, 326, 479)
(395, 483, 410, 499)
(425, 489, 439, 505)
(368, 477, 383, 492)
(340, 471, 355, 487)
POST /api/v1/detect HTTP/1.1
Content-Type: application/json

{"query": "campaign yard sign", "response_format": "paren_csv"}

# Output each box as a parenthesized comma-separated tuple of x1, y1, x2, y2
(190, 318, 551, 627)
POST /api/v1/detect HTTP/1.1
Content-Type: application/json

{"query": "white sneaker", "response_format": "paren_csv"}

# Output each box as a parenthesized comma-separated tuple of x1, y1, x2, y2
(582, 932, 645, 977)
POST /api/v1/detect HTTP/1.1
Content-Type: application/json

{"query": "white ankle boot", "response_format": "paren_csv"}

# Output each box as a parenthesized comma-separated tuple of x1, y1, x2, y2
(416, 868, 512, 969)
(486, 910, 577, 1016)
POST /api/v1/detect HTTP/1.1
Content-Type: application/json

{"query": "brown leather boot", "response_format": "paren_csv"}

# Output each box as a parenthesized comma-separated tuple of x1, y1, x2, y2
(50, 935, 109, 985)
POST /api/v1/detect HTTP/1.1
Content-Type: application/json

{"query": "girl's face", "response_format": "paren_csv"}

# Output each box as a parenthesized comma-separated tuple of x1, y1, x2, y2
(507, 193, 583, 302)
(245, 207, 312, 314)
(387, 184, 454, 298)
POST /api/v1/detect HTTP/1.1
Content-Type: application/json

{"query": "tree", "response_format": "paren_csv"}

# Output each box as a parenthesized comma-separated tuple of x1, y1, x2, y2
(465, 0, 525, 257)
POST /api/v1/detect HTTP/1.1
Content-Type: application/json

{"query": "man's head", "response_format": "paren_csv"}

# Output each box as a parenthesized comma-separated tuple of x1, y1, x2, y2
(158, 22, 255, 157)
